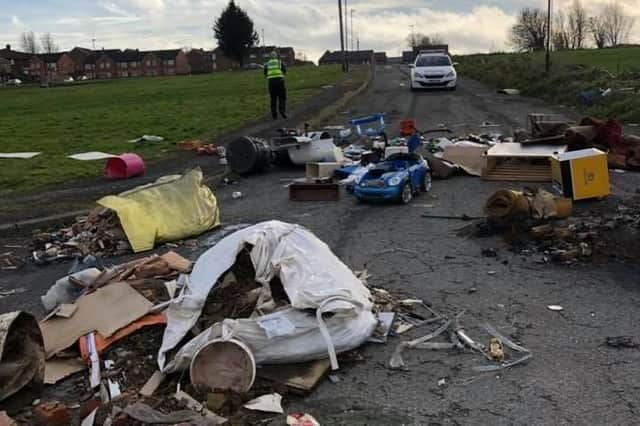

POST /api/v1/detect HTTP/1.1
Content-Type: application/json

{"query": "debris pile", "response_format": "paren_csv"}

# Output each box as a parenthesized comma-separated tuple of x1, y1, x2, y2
(31, 168, 220, 263)
(33, 208, 130, 263)
(471, 189, 640, 263)
(4, 221, 435, 425)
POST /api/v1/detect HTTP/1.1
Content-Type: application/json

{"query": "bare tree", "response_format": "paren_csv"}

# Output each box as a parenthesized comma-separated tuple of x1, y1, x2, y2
(407, 33, 446, 49)
(509, 8, 548, 52)
(40, 33, 59, 54)
(20, 31, 39, 54)
(553, 10, 571, 50)
(589, 16, 607, 48)
(601, 2, 636, 46)
(567, 0, 588, 49)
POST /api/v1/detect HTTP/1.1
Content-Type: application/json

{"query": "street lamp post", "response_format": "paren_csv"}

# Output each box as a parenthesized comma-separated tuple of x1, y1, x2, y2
(545, 0, 552, 72)
(338, 0, 346, 71)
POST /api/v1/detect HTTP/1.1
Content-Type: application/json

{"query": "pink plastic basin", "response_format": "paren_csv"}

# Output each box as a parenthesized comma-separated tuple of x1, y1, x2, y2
(104, 153, 145, 179)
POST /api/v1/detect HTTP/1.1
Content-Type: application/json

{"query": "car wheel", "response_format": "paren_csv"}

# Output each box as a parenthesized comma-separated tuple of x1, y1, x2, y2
(400, 182, 413, 204)
(421, 171, 432, 193)
(449, 86, 457, 91)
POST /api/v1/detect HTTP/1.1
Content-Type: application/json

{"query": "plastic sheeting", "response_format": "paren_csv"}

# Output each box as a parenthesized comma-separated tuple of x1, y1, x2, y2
(158, 221, 377, 373)
(98, 168, 220, 253)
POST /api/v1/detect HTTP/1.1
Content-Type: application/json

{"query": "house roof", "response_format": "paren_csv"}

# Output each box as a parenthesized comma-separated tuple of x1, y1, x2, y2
(69, 47, 92, 63)
(247, 46, 294, 55)
(150, 49, 181, 60)
(37, 53, 64, 63)
(96, 49, 123, 62)
(0, 48, 32, 61)
(374, 52, 387, 59)
(117, 49, 144, 62)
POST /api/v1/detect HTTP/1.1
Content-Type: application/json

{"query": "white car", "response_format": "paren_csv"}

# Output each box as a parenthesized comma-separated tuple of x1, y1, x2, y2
(6, 78, 22, 86)
(63, 76, 74, 83)
(410, 53, 457, 91)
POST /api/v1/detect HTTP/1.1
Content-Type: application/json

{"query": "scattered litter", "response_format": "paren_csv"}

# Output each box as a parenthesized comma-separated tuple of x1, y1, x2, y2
(498, 89, 520, 96)
(243, 393, 284, 414)
(0, 253, 24, 270)
(104, 153, 146, 179)
(0, 152, 41, 159)
(67, 152, 116, 161)
(328, 374, 341, 384)
(605, 336, 638, 349)
(548, 305, 564, 312)
(489, 338, 505, 362)
(123, 402, 210, 425)
(368, 312, 395, 343)
(232, 191, 243, 199)
(0, 411, 17, 426)
(139, 370, 165, 396)
(287, 413, 321, 426)
(437, 378, 447, 386)
(128, 135, 164, 143)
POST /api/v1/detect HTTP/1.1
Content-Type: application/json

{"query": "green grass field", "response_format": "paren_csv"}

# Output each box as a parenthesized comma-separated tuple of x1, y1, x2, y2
(455, 46, 640, 123)
(0, 65, 353, 194)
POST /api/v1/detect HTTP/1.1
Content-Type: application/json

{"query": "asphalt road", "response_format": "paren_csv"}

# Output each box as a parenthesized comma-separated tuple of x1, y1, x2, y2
(2, 65, 640, 425)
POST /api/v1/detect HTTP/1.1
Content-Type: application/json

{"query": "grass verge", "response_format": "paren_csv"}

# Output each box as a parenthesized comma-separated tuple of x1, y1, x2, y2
(455, 47, 640, 124)
(0, 65, 351, 193)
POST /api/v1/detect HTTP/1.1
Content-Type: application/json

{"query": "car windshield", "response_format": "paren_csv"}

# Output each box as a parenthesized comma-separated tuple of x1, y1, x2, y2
(415, 55, 451, 67)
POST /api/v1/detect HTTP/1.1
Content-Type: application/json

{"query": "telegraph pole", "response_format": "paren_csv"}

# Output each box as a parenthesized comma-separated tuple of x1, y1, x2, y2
(343, 0, 349, 70)
(350, 9, 354, 51)
(545, 0, 552, 72)
(338, 0, 346, 71)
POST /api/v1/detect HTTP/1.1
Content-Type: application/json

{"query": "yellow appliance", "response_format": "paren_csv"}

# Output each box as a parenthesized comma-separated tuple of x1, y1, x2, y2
(551, 148, 610, 200)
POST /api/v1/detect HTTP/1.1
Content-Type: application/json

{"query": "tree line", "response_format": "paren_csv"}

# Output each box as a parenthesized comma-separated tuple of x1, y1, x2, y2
(510, 0, 636, 52)
(19, 31, 59, 54)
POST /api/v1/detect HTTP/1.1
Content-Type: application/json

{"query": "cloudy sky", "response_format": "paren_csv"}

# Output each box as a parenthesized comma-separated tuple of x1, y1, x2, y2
(2, 0, 638, 62)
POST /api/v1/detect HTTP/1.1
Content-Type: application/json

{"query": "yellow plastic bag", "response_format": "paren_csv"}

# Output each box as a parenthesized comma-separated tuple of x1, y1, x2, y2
(98, 167, 220, 253)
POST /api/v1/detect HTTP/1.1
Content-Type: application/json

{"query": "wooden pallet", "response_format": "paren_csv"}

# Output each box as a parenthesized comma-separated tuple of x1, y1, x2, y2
(483, 163, 552, 182)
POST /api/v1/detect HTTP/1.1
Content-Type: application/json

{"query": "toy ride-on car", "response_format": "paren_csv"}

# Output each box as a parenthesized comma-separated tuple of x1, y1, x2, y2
(353, 153, 432, 204)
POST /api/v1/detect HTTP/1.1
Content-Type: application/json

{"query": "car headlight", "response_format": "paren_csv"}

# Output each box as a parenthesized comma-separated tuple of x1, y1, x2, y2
(389, 177, 402, 186)
(446, 71, 456, 78)
(414, 72, 423, 79)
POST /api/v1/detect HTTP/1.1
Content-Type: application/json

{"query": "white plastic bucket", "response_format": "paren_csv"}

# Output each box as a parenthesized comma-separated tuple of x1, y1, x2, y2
(189, 338, 256, 393)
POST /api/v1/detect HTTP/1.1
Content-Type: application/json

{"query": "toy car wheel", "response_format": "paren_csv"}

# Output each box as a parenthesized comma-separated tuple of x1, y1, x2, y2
(400, 182, 413, 204)
(421, 171, 432, 193)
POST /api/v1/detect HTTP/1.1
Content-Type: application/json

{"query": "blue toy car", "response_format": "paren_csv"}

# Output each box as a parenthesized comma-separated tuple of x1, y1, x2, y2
(353, 153, 432, 204)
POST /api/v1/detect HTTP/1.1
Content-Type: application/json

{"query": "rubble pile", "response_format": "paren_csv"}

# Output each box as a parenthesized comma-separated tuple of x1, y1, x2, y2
(472, 190, 640, 264)
(3, 222, 441, 425)
(32, 208, 130, 263)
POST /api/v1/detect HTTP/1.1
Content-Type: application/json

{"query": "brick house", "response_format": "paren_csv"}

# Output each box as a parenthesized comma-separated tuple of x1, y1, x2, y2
(243, 46, 295, 68)
(318, 50, 374, 66)
(152, 50, 190, 75)
(114, 49, 144, 78)
(374, 52, 388, 65)
(0, 56, 10, 81)
(30, 53, 64, 82)
(95, 49, 120, 79)
(0, 44, 32, 79)
(57, 52, 76, 78)
(186, 49, 213, 74)
(142, 52, 161, 76)
(68, 47, 95, 79)
(212, 47, 239, 71)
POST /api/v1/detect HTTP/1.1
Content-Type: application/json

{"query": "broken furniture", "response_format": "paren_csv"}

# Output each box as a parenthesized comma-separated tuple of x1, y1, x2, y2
(483, 143, 568, 182)
(551, 148, 610, 201)
(289, 181, 340, 201)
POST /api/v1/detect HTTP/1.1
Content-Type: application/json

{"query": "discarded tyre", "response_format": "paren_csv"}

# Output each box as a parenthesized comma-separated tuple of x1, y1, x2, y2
(226, 136, 273, 174)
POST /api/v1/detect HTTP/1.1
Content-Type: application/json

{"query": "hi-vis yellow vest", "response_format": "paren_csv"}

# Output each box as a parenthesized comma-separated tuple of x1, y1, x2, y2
(266, 59, 284, 79)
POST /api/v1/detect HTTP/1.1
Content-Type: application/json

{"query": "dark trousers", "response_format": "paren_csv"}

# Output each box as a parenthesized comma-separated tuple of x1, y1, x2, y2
(268, 78, 287, 119)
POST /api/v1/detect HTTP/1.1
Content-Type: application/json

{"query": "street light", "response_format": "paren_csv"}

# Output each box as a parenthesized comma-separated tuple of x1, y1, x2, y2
(546, 0, 552, 72)
(338, 0, 346, 71)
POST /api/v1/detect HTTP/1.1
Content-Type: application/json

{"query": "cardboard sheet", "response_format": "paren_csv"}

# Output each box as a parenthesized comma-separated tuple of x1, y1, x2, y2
(44, 358, 86, 384)
(0, 152, 42, 159)
(68, 152, 116, 161)
(40, 282, 153, 358)
(442, 145, 487, 177)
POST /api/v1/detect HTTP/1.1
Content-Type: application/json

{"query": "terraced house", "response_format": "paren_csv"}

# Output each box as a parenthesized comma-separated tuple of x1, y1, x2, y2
(26, 47, 192, 82)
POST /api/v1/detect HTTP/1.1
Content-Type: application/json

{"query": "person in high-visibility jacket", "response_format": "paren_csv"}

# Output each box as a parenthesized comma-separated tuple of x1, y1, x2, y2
(264, 51, 287, 119)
